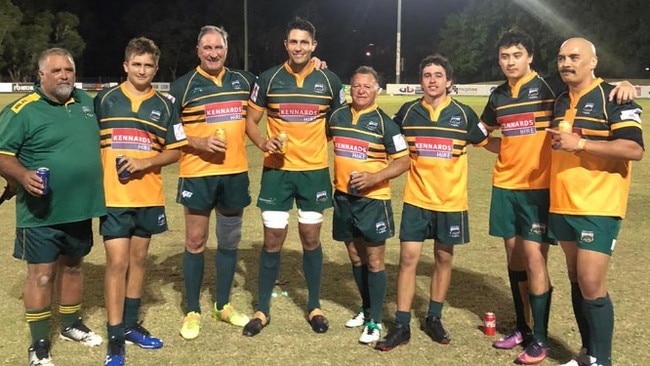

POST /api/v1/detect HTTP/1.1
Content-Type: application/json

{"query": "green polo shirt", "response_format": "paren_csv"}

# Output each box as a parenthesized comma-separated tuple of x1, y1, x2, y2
(0, 86, 106, 227)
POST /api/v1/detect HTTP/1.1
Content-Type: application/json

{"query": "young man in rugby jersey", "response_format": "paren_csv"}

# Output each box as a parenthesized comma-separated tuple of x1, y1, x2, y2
(243, 17, 345, 337)
(96, 37, 187, 366)
(375, 54, 491, 351)
(168, 25, 255, 341)
(548, 37, 643, 366)
(481, 30, 638, 365)
(328, 66, 410, 344)
(0, 47, 106, 366)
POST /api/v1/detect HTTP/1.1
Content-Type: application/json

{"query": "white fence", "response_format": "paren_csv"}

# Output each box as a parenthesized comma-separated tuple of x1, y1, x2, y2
(2, 82, 649, 98)
(386, 83, 650, 98)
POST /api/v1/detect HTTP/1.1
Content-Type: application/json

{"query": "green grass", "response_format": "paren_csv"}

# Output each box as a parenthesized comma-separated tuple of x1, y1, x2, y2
(0, 93, 649, 365)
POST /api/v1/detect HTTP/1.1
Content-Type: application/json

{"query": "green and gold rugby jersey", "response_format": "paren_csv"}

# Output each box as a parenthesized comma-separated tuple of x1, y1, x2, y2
(169, 66, 255, 177)
(95, 83, 187, 207)
(249, 61, 345, 171)
(550, 78, 643, 218)
(328, 103, 408, 200)
(480, 72, 561, 190)
(397, 96, 488, 212)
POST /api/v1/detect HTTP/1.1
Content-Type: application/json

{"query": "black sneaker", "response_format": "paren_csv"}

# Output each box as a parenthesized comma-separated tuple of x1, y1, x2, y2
(374, 323, 411, 352)
(422, 316, 451, 344)
(28, 339, 54, 366)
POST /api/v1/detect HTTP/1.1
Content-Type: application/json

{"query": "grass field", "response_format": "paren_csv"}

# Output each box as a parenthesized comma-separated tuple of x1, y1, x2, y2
(0, 93, 648, 365)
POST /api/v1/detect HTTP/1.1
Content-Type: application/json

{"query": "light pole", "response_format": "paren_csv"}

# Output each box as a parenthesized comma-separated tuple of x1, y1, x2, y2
(395, 0, 402, 83)
(244, 0, 249, 71)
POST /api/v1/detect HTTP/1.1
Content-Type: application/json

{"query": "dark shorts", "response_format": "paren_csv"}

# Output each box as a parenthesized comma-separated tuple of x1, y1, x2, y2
(332, 190, 394, 244)
(548, 214, 620, 255)
(177, 173, 251, 212)
(100, 207, 168, 239)
(399, 203, 470, 245)
(489, 187, 552, 243)
(13, 219, 94, 264)
(257, 167, 332, 212)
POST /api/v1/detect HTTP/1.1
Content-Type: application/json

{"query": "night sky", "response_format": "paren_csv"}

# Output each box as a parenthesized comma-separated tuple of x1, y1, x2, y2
(34, 0, 468, 84)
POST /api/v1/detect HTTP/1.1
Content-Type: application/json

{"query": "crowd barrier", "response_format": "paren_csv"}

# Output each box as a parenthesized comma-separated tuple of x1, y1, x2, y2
(1, 82, 649, 98)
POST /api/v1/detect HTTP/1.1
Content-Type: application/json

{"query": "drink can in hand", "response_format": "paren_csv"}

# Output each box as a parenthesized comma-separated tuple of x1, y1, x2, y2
(116, 155, 130, 181)
(36, 167, 50, 195)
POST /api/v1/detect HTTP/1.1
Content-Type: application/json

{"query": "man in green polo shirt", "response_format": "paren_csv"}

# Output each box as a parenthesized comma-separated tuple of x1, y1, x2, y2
(0, 47, 106, 366)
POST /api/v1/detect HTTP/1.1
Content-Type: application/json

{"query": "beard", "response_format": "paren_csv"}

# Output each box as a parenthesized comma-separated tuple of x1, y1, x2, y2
(51, 84, 74, 101)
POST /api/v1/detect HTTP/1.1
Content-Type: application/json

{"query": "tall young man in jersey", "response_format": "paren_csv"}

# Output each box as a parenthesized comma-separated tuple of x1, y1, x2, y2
(0, 48, 106, 366)
(549, 37, 643, 366)
(375, 54, 491, 351)
(329, 66, 410, 344)
(168, 25, 255, 341)
(243, 17, 345, 337)
(481, 30, 639, 365)
(96, 37, 187, 366)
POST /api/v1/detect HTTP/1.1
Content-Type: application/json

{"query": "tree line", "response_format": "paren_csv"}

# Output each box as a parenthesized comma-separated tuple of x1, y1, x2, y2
(0, 0, 648, 83)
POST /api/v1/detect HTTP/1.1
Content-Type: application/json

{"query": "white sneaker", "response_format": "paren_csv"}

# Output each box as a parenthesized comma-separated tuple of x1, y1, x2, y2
(358, 322, 382, 344)
(59, 318, 103, 347)
(559, 348, 595, 366)
(29, 339, 55, 366)
(345, 310, 366, 328)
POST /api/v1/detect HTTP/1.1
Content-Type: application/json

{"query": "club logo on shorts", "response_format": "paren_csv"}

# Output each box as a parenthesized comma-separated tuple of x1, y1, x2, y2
(449, 225, 461, 238)
(530, 222, 547, 235)
(580, 230, 595, 243)
(315, 190, 328, 202)
(157, 214, 166, 227)
(375, 220, 387, 234)
(181, 190, 193, 198)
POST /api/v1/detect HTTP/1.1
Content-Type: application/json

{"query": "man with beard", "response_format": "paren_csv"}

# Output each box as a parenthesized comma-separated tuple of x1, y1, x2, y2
(0, 47, 106, 366)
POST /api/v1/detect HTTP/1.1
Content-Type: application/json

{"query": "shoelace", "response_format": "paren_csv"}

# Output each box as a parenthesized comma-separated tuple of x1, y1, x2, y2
(130, 322, 151, 336)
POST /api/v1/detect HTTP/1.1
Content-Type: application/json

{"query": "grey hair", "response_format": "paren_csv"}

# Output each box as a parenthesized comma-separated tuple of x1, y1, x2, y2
(197, 25, 228, 47)
(38, 48, 75, 71)
(351, 65, 380, 86)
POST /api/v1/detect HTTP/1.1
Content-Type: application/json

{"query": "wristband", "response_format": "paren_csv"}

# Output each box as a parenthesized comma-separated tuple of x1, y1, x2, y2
(577, 138, 586, 151)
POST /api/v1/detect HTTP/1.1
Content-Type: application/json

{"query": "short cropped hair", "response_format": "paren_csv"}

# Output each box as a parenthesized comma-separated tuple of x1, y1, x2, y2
(351, 65, 380, 86)
(124, 37, 161, 64)
(197, 25, 229, 47)
(496, 29, 535, 56)
(286, 17, 316, 40)
(38, 48, 75, 71)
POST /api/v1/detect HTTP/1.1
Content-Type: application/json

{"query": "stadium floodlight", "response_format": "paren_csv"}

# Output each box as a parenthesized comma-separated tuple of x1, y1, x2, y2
(395, 0, 402, 84)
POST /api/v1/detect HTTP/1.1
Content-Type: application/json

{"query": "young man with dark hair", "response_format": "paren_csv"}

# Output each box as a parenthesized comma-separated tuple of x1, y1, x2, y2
(376, 54, 490, 351)
(244, 17, 345, 337)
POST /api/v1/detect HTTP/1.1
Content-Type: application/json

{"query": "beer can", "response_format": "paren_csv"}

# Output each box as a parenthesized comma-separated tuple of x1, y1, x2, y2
(116, 155, 131, 181)
(484, 312, 496, 336)
(349, 171, 359, 195)
(277, 131, 288, 154)
(215, 128, 226, 142)
(558, 120, 572, 133)
(36, 167, 50, 195)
